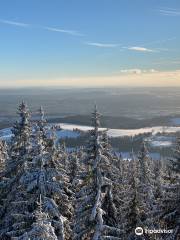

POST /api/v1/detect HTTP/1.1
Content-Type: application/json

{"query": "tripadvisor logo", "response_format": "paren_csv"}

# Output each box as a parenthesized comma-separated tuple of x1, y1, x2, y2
(135, 227, 143, 236)
(135, 227, 173, 236)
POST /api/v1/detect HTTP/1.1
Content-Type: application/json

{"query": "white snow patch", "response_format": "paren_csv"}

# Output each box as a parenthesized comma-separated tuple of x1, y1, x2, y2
(57, 123, 93, 131)
(150, 141, 172, 147)
(1, 124, 180, 140)
(145, 136, 175, 148)
(57, 123, 180, 138)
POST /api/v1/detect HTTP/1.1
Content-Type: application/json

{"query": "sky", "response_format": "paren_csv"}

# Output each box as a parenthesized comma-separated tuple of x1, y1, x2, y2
(0, 0, 180, 87)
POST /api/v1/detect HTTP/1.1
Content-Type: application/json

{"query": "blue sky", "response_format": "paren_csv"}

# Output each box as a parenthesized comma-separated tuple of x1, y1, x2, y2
(0, 0, 180, 87)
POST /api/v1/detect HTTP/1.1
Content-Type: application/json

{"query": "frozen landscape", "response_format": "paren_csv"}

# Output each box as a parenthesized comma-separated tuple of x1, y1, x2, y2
(0, 0, 179, 238)
(1, 122, 180, 144)
(0, 102, 179, 239)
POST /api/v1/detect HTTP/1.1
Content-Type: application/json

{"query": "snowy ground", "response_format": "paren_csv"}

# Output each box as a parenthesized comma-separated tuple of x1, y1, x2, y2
(57, 123, 180, 138)
(115, 151, 161, 160)
(1, 123, 180, 145)
(0, 127, 80, 141)
(145, 136, 175, 147)
(150, 140, 172, 147)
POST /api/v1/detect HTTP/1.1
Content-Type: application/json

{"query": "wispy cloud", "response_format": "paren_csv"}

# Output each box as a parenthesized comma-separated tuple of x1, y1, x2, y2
(0, 19, 83, 37)
(158, 8, 180, 16)
(85, 42, 119, 48)
(127, 46, 156, 52)
(43, 26, 83, 36)
(120, 69, 157, 74)
(128, 37, 177, 53)
(120, 69, 142, 74)
(0, 19, 30, 27)
(85, 37, 176, 52)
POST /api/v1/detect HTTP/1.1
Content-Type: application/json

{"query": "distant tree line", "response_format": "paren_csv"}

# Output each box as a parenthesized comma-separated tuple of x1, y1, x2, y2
(61, 131, 174, 159)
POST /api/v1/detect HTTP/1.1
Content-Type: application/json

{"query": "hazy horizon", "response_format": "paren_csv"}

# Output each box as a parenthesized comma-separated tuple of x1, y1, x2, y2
(1, 87, 180, 120)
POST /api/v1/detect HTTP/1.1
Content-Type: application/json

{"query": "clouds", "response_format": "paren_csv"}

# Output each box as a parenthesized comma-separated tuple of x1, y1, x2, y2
(127, 46, 155, 52)
(120, 69, 142, 74)
(0, 19, 30, 27)
(43, 27, 83, 36)
(0, 18, 175, 55)
(0, 19, 83, 37)
(0, 19, 159, 53)
(124, 37, 177, 53)
(158, 8, 180, 16)
(85, 43, 158, 53)
(0, 1, 179, 89)
(85, 42, 119, 48)
(120, 69, 157, 74)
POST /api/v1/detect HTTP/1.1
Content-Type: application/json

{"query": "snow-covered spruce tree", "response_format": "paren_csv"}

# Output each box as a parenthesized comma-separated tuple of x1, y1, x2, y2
(0, 140, 9, 228)
(0, 140, 8, 177)
(100, 130, 121, 184)
(119, 143, 159, 240)
(137, 142, 156, 221)
(0, 106, 73, 239)
(36, 106, 49, 149)
(101, 130, 111, 159)
(12, 195, 58, 240)
(73, 105, 121, 240)
(68, 152, 80, 187)
(120, 156, 143, 240)
(0, 102, 32, 237)
(6, 101, 32, 177)
(151, 158, 164, 227)
(20, 123, 72, 239)
(131, 142, 159, 239)
(56, 141, 69, 172)
(125, 142, 159, 239)
(153, 159, 163, 202)
(0, 102, 32, 238)
(160, 137, 180, 239)
(100, 134, 125, 232)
